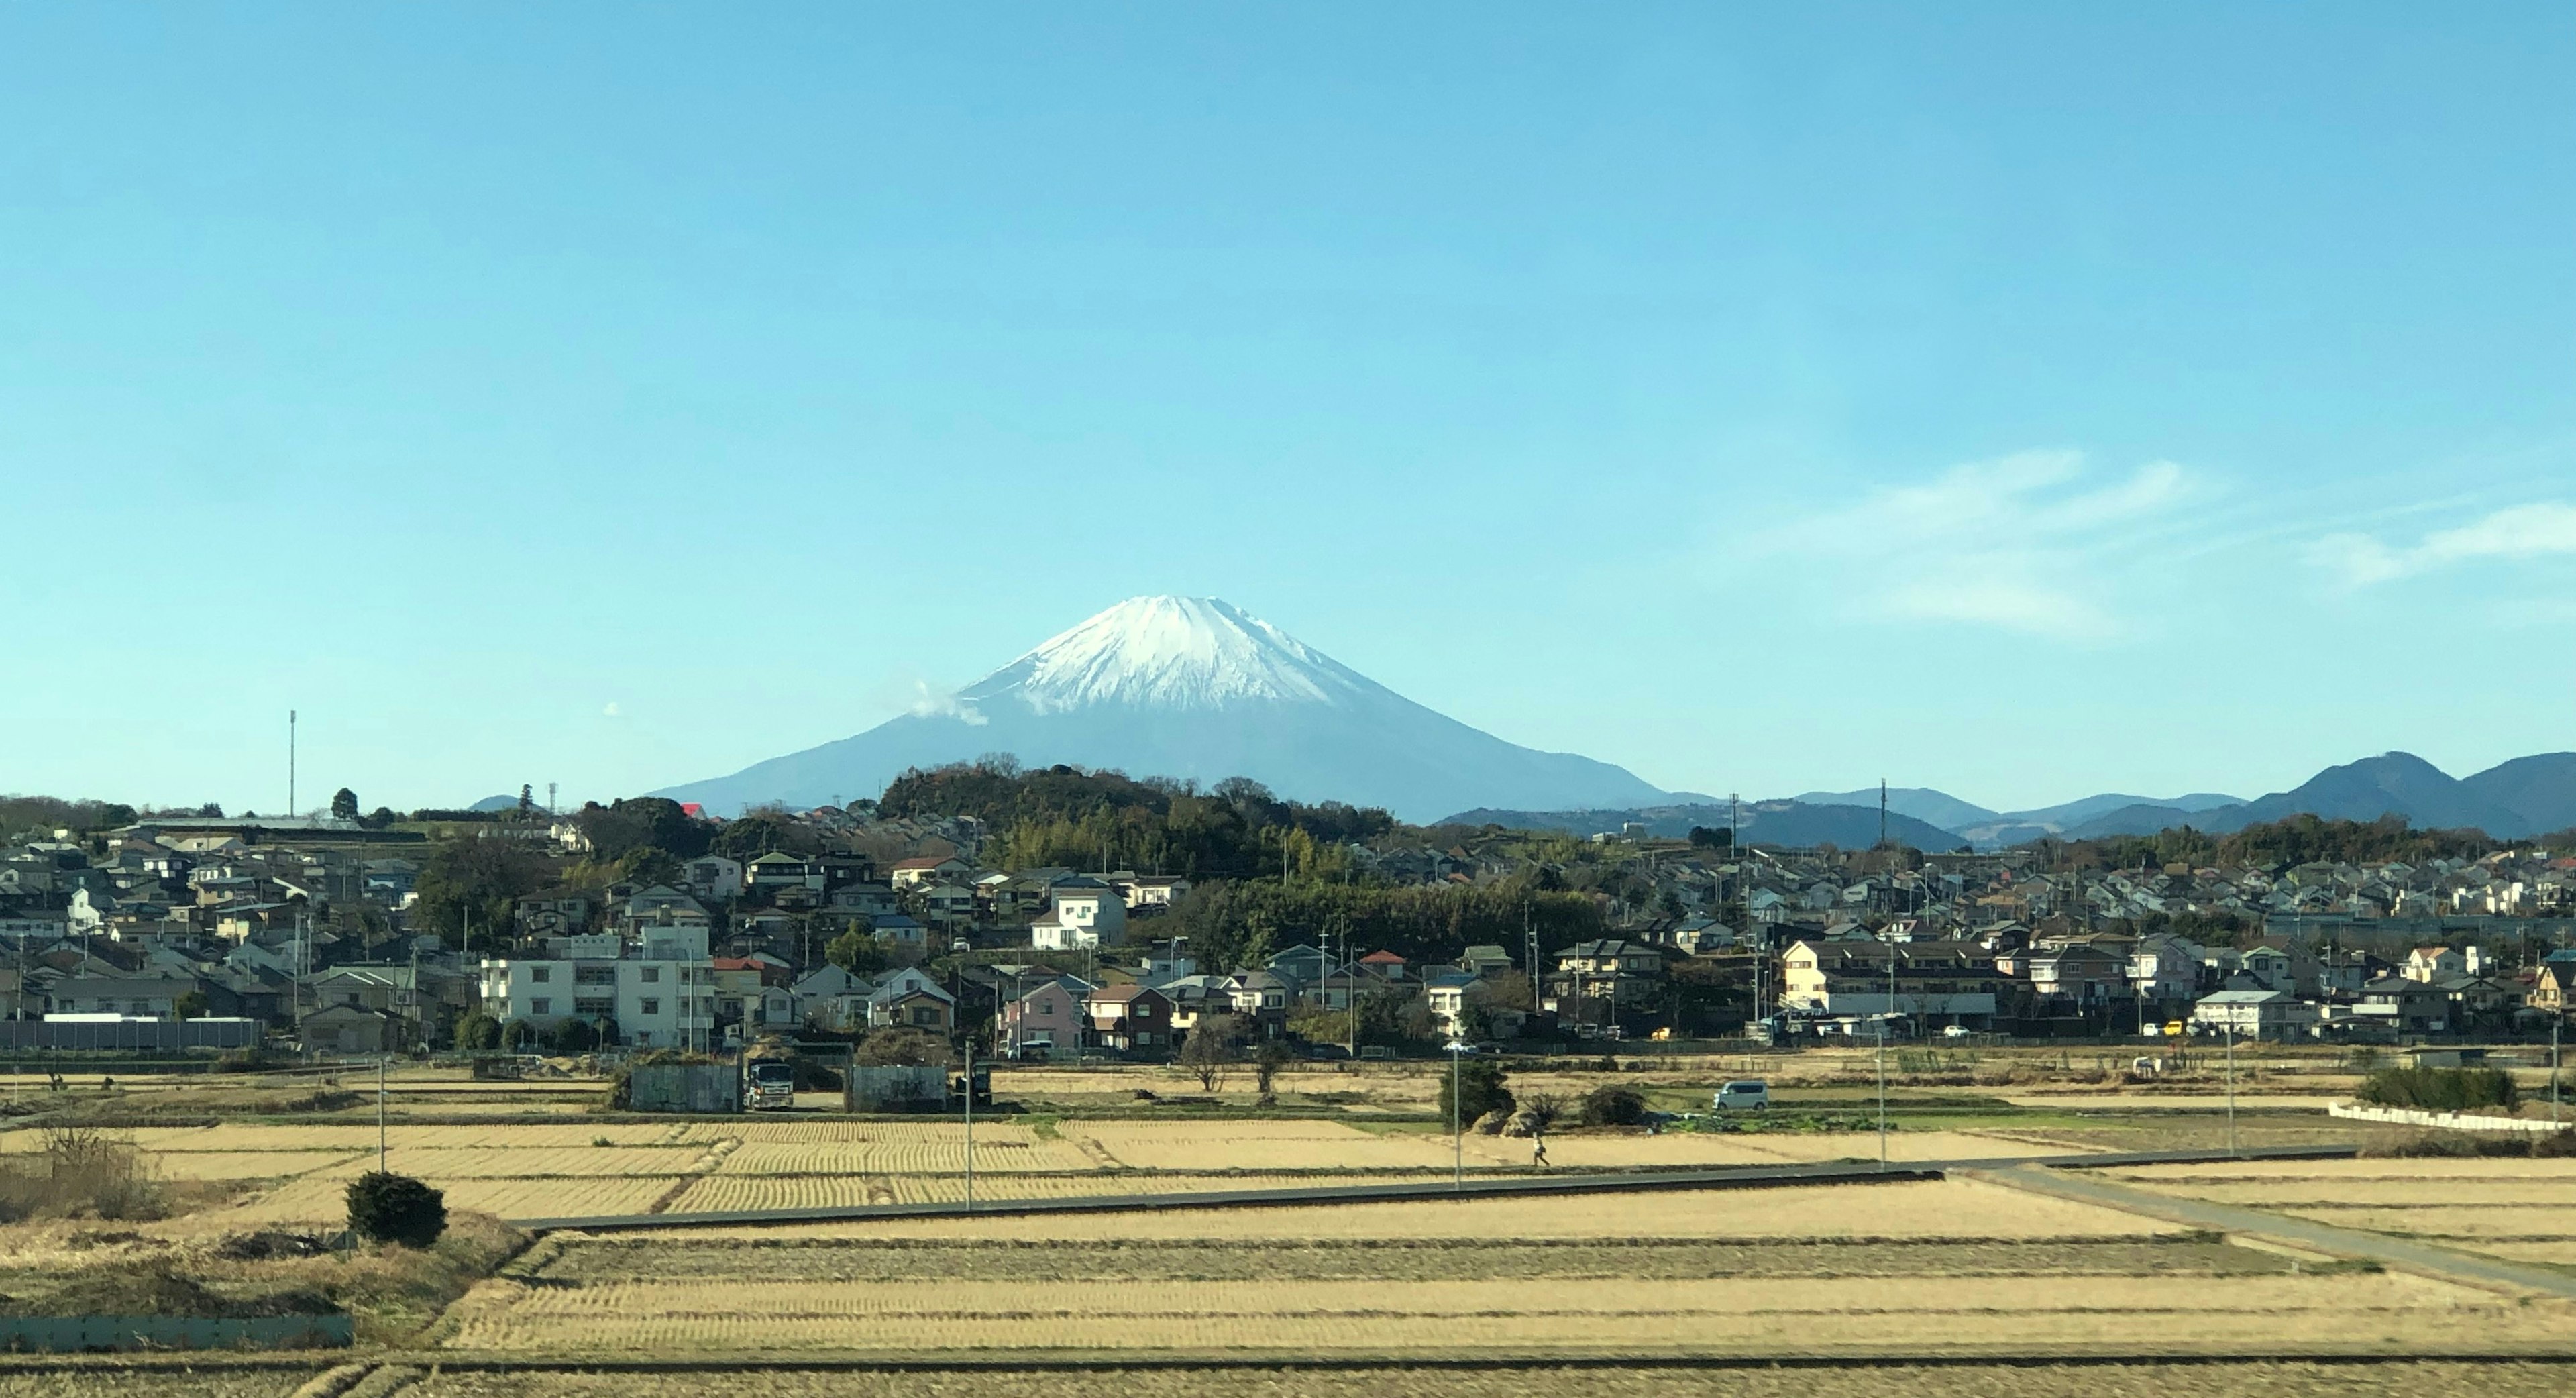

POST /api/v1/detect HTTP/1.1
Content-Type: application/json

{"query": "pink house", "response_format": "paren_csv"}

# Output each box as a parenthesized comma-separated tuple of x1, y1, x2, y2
(1000, 974, 1093, 1059)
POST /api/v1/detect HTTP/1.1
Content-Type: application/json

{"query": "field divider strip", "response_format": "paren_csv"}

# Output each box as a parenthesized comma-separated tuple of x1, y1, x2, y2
(499, 1142, 2354, 1233)
(385, 1347, 2576, 1373)
(1969, 1162, 2576, 1300)
(507, 1161, 1948, 1230)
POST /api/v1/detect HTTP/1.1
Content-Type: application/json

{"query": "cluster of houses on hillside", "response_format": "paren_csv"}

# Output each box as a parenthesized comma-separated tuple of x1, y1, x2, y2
(6, 804, 2576, 1057)
(1771, 924, 2573, 1042)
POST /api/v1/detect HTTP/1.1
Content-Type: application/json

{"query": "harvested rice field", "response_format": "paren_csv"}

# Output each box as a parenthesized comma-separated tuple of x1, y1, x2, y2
(2106, 1156, 2576, 1265)
(661, 1169, 1462, 1212)
(393, 1363, 2576, 1398)
(657, 1177, 2184, 1242)
(433, 1179, 2564, 1359)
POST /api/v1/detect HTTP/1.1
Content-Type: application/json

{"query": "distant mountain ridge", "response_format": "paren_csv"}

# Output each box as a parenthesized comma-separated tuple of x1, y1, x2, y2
(1452, 753, 2576, 849)
(2061, 752, 2576, 841)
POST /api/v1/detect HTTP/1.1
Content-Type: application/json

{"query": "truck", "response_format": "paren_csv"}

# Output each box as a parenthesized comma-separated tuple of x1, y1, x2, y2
(743, 1056, 797, 1112)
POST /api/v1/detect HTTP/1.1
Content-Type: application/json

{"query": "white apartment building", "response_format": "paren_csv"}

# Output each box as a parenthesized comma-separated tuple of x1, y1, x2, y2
(479, 925, 717, 1048)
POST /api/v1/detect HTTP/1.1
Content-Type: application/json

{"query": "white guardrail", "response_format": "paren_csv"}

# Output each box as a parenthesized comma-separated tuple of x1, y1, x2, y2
(2329, 1101, 2570, 1134)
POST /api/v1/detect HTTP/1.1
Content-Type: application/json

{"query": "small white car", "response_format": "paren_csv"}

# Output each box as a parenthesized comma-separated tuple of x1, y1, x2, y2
(1713, 1080, 1770, 1111)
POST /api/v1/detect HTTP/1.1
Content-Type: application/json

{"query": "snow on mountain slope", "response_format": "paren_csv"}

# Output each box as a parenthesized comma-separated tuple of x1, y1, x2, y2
(652, 596, 1672, 820)
(961, 596, 1369, 715)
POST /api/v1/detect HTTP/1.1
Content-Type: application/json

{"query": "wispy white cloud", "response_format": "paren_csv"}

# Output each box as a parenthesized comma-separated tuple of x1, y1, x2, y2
(2310, 501, 2576, 586)
(908, 680, 988, 727)
(601, 702, 623, 718)
(1749, 451, 2194, 641)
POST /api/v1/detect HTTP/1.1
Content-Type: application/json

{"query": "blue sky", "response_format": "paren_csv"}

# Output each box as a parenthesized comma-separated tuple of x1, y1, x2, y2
(5, 5, 2571, 816)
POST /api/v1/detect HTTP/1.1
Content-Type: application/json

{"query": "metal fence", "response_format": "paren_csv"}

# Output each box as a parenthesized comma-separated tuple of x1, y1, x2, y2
(846, 1065, 945, 1112)
(0, 1019, 260, 1051)
(625, 1063, 740, 1113)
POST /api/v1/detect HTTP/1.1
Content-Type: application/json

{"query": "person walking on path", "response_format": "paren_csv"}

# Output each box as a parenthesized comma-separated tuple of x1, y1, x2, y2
(1531, 1133, 1550, 1169)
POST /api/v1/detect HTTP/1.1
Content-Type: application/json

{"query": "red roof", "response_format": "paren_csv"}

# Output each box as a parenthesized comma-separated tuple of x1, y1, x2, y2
(1359, 950, 1406, 965)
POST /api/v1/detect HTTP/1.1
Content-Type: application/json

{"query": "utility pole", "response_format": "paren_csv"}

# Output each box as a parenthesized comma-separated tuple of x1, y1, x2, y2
(2223, 1022, 2239, 1157)
(1879, 941, 1894, 1169)
(2554, 1018, 2562, 1128)
(1448, 1038, 1465, 1191)
(377, 1057, 388, 1173)
(962, 1036, 975, 1212)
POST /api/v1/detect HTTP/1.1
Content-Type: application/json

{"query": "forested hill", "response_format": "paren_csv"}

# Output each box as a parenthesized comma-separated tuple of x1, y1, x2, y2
(877, 760, 1397, 880)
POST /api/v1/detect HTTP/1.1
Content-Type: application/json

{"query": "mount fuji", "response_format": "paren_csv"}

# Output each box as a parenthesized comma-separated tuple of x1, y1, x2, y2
(651, 596, 1672, 820)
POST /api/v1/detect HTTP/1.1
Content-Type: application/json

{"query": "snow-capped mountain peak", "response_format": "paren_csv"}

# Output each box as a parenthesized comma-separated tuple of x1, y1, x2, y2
(966, 596, 1368, 715)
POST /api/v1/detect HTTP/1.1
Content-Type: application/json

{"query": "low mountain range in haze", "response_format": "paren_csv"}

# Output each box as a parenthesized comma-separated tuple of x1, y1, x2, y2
(653, 596, 1668, 822)
(1462, 753, 2576, 849)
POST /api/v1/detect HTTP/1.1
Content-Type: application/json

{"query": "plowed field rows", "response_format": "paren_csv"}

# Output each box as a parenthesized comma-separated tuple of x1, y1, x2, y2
(535, 1236, 2290, 1284)
(1067, 1121, 1456, 1170)
(136, 1149, 359, 1180)
(225, 1173, 674, 1224)
(633, 1179, 2190, 1243)
(309, 1146, 708, 1179)
(712, 1136, 1094, 1175)
(661, 1171, 1462, 1214)
(392, 1362, 2576, 1398)
(439, 1270, 2520, 1355)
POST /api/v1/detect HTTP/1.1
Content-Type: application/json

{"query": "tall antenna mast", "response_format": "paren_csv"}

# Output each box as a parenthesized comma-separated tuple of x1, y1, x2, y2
(288, 710, 298, 818)
(1878, 778, 1887, 849)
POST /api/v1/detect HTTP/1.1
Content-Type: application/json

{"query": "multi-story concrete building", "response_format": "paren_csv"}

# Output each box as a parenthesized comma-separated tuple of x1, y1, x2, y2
(478, 924, 717, 1048)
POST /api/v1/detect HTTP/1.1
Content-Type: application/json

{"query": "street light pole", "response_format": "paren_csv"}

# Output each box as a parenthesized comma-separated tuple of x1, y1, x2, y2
(963, 1036, 975, 1212)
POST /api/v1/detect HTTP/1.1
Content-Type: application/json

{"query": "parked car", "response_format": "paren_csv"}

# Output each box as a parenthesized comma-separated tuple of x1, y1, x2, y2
(1940, 1024, 1973, 1039)
(1714, 1079, 1770, 1111)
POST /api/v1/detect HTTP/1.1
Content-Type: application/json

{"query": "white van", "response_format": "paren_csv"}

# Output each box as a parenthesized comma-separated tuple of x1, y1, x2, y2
(1714, 1080, 1770, 1111)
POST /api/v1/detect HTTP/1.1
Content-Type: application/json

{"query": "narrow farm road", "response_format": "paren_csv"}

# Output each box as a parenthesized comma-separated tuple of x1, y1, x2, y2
(1978, 1164, 2576, 1301)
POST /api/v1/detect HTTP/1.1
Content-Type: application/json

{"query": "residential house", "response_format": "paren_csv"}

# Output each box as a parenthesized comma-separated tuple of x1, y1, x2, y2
(513, 894, 594, 938)
(1116, 875, 1191, 910)
(791, 963, 874, 1032)
(2024, 945, 2130, 1007)
(828, 882, 901, 917)
(1457, 945, 1517, 978)
(890, 856, 970, 889)
(2191, 989, 2320, 1040)
(1224, 971, 1295, 1037)
(44, 975, 198, 1019)
(679, 855, 745, 902)
(303, 1002, 396, 1054)
(1778, 940, 2003, 1029)
(1544, 939, 1668, 1029)
(998, 973, 1093, 1057)
(1084, 984, 1173, 1053)
(2357, 975, 2449, 1034)
(2404, 947, 2470, 983)
(1356, 950, 1409, 982)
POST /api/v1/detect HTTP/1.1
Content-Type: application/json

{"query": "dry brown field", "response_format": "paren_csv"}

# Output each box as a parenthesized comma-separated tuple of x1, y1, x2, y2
(388, 1363, 2576, 1398)
(427, 1176, 2569, 1360)
(2106, 1154, 2576, 1268)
